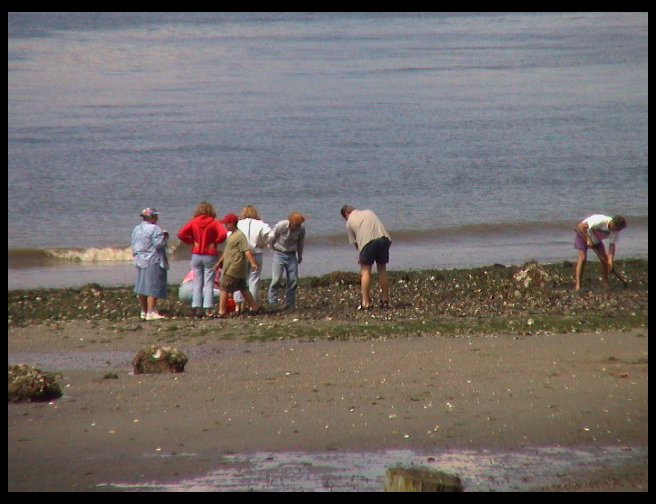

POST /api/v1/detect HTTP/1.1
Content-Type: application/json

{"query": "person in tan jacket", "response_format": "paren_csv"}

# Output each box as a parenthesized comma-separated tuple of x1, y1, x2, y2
(340, 205, 392, 310)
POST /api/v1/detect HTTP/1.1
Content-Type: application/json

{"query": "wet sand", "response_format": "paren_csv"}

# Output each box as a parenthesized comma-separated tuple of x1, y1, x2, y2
(8, 321, 648, 492)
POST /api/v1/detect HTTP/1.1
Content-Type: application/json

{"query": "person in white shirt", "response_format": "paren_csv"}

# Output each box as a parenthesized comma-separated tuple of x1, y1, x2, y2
(574, 214, 627, 290)
(233, 205, 273, 311)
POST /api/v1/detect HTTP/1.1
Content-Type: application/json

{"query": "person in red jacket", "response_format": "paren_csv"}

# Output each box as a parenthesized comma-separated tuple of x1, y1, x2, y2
(177, 201, 228, 317)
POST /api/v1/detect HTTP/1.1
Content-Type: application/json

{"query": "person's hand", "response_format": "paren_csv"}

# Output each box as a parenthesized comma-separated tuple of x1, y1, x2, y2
(251, 262, 259, 271)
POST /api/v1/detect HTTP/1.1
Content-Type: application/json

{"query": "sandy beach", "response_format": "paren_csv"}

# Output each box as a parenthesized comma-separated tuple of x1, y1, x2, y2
(8, 262, 648, 491)
(8, 322, 647, 492)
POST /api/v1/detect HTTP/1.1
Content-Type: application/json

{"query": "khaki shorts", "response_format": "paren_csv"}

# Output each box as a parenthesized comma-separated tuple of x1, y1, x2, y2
(219, 274, 248, 293)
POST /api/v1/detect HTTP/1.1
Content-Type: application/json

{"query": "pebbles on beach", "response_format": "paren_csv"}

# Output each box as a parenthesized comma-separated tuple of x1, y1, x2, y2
(7, 260, 648, 339)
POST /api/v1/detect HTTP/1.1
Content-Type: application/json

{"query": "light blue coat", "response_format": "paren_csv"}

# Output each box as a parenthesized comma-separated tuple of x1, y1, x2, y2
(131, 221, 168, 269)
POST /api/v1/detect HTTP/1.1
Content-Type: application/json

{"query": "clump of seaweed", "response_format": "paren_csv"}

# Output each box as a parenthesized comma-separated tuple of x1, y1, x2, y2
(132, 345, 188, 375)
(8, 364, 62, 402)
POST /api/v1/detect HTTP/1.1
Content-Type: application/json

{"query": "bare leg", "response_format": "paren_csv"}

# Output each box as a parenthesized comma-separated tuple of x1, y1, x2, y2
(360, 264, 372, 307)
(377, 262, 390, 304)
(218, 290, 229, 316)
(147, 296, 157, 313)
(137, 295, 148, 313)
(574, 250, 587, 290)
(240, 290, 260, 312)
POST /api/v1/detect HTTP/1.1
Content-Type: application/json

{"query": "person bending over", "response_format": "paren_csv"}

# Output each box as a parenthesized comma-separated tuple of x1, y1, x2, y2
(340, 205, 392, 310)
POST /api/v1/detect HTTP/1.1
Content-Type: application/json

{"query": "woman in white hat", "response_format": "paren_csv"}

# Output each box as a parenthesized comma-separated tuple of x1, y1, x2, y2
(131, 207, 169, 320)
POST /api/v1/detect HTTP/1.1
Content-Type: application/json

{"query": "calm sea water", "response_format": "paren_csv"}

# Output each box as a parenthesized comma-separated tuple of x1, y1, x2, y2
(8, 12, 648, 289)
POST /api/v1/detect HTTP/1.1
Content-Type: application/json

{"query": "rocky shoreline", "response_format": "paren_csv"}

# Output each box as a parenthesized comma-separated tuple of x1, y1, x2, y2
(8, 259, 648, 339)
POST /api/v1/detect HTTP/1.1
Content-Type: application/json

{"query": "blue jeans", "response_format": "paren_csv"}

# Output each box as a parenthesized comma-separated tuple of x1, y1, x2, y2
(268, 251, 299, 307)
(191, 254, 219, 309)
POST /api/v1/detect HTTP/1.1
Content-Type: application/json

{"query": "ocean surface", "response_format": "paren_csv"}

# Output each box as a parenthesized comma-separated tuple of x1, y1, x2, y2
(8, 12, 648, 290)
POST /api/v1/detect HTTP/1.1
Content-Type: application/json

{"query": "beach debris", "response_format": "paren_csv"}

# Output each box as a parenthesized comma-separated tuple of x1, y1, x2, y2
(513, 260, 551, 289)
(132, 345, 188, 374)
(8, 364, 62, 402)
(80, 282, 104, 297)
(384, 465, 463, 492)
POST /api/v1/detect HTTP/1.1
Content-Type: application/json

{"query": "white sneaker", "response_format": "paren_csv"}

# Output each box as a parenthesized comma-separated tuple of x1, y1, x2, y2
(145, 311, 166, 321)
(140, 312, 147, 320)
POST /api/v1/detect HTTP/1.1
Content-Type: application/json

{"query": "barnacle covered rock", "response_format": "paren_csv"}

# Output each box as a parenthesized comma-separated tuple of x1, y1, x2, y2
(8, 364, 62, 402)
(513, 261, 551, 289)
(132, 345, 188, 374)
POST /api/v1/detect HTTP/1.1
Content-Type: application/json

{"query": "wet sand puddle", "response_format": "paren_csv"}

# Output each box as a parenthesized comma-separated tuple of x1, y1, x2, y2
(99, 446, 647, 492)
(8, 351, 136, 371)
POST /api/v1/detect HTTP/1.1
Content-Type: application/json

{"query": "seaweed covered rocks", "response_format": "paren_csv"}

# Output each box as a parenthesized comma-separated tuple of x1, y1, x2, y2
(132, 346, 188, 374)
(7, 259, 648, 339)
(8, 364, 62, 402)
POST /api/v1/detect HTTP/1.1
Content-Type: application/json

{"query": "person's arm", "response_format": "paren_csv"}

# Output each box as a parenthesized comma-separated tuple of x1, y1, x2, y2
(296, 228, 305, 263)
(607, 243, 616, 270)
(214, 252, 224, 271)
(575, 221, 594, 246)
(245, 249, 259, 270)
(177, 221, 194, 244)
(130, 226, 139, 256)
(259, 222, 274, 248)
(207, 223, 227, 253)
(345, 219, 359, 249)
(268, 222, 281, 248)
(152, 226, 168, 251)
(216, 222, 228, 245)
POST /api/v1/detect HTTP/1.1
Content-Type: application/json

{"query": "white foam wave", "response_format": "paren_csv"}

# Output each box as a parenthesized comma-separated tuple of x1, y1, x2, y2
(45, 247, 134, 262)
